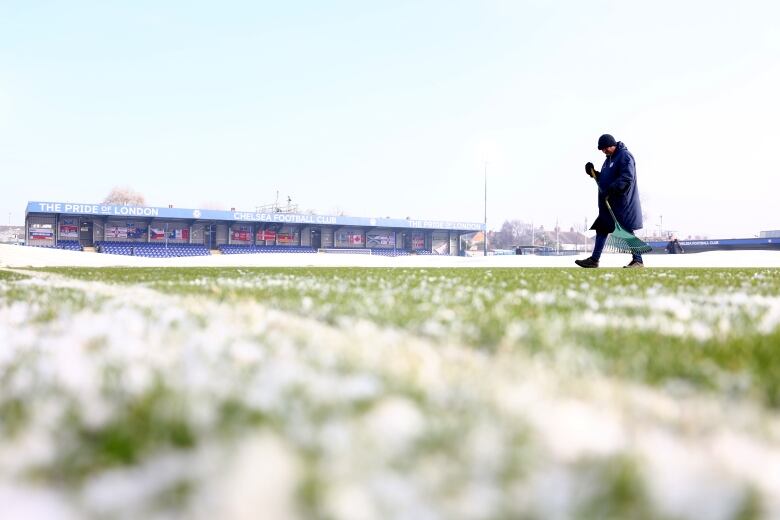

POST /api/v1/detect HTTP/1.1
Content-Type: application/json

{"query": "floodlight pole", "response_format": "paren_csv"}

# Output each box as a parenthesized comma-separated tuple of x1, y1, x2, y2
(483, 162, 487, 257)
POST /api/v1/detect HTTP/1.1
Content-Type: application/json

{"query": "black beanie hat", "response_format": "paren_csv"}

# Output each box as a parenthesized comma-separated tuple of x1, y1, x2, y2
(597, 134, 617, 150)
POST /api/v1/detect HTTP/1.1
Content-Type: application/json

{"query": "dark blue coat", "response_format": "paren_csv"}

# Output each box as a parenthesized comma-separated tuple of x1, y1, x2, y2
(590, 141, 643, 233)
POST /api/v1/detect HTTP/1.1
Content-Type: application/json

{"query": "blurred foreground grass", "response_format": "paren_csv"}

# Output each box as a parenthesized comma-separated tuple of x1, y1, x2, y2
(1, 266, 778, 519)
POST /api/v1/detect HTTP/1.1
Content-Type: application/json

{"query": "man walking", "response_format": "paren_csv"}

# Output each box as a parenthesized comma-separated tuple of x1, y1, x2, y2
(576, 134, 644, 268)
(666, 236, 684, 254)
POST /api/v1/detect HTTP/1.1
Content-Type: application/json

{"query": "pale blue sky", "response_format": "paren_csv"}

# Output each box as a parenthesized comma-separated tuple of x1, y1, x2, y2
(2, 1, 778, 237)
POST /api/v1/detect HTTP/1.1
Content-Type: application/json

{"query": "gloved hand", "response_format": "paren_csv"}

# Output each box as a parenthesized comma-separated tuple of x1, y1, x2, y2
(585, 162, 599, 178)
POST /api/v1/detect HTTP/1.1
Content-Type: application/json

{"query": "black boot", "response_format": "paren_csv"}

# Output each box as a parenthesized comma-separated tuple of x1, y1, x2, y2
(575, 257, 599, 268)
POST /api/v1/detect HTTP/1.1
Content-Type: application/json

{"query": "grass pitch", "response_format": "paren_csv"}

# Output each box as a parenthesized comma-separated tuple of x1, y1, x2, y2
(2, 266, 780, 519)
(38, 266, 780, 406)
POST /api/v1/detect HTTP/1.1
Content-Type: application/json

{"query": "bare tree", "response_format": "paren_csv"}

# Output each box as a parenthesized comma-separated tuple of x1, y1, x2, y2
(491, 219, 537, 249)
(512, 220, 536, 243)
(492, 221, 515, 249)
(103, 186, 146, 206)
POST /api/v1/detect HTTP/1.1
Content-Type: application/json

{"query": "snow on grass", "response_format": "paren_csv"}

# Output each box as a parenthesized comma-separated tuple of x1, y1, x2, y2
(38, 266, 780, 405)
(2, 265, 780, 518)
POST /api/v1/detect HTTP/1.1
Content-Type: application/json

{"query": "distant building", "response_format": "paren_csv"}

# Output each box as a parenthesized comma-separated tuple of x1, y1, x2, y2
(24, 200, 484, 256)
(536, 228, 592, 252)
(760, 230, 780, 238)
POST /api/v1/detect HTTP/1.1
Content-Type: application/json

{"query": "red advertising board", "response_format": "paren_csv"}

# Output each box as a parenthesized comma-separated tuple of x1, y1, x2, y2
(257, 230, 276, 241)
(277, 232, 295, 244)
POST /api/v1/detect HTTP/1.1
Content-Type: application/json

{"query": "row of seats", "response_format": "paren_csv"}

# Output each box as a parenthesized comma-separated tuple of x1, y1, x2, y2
(25, 241, 438, 257)
(219, 245, 317, 254)
(369, 249, 412, 257)
(96, 241, 210, 257)
(219, 246, 436, 256)
(373, 249, 435, 256)
(25, 241, 84, 251)
(57, 240, 84, 251)
(318, 248, 373, 255)
(313, 248, 435, 256)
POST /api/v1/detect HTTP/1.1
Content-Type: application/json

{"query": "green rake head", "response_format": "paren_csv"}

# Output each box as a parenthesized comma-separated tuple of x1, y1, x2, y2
(587, 172, 653, 255)
(606, 223, 653, 254)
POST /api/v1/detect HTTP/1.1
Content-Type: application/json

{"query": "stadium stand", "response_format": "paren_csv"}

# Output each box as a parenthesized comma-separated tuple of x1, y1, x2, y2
(24, 201, 485, 257)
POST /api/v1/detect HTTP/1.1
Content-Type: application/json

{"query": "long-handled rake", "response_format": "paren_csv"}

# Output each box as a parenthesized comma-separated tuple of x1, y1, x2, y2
(586, 168, 652, 254)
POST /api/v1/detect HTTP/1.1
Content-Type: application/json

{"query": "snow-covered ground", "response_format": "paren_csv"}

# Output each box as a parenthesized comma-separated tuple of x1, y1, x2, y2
(3, 244, 780, 268)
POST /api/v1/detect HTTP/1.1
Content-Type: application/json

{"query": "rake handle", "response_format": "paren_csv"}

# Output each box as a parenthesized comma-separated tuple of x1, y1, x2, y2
(591, 178, 622, 228)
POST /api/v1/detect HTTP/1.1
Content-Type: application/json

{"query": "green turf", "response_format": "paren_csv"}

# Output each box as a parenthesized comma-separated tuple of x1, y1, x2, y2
(34, 266, 780, 407)
(3, 265, 777, 517)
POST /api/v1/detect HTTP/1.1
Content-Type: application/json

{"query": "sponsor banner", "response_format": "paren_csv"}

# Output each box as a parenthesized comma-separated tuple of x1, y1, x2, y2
(60, 218, 78, 238)
(257, 230, 276, 241)
(168, 229, 190, 240)
(106, 223, 146, 239)
(127, 225, 146, 239)
(30, 229, 54, 240)
(59, 225, 79, 238)
(106, 226, 127, 238)
(277, 232, 296, 244)
(232, 225, 251, 242)
(335, 231, 364, 247)
(366, 232, 395, 247)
